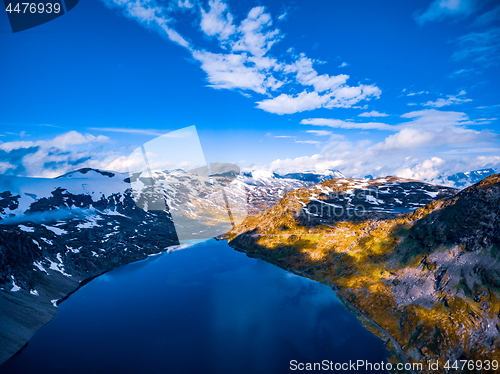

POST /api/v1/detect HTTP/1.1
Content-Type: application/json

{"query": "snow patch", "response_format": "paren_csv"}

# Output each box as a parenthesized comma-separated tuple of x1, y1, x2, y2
(11, 279, 21, 292)
(33, 261, 48, 274)
(47, 257, 71, 277)
(18, 224, 34, 232)
(42, 224, 68, 235)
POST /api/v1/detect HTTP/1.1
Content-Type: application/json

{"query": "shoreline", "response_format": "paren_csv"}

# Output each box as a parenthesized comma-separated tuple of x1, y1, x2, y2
(229, 242, 417, 374)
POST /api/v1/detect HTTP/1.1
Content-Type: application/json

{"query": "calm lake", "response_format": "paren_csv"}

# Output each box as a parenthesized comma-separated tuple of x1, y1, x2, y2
(1, 239, 388, 374)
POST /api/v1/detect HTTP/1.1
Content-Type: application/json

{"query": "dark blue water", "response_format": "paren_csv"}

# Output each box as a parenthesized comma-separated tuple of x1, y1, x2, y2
(1, 240, 388, 374)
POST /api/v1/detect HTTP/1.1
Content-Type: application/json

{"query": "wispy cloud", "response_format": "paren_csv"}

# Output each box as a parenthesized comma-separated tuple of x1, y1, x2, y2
(178, 0, 193, 8)
(200, 0, 235, 41)
(358, 110, 388, 117)
(471, 5, 500, 27)
(295, 140, 321, 145)
(422, 91, 472, 107)
(452, 27, 500, 66)
(406, 91, 428, 96)
(414, 0, 478, 25)
(0, 131, 112, 177)
(87, 127, 167, 136)
(257, 85, 381, 115)
(305, 130, 333, 136)
(274, 135, 296, 138)
(101, 0, 190, 48)
(301, 118, 393, 131)
(449, 68, 476, 77)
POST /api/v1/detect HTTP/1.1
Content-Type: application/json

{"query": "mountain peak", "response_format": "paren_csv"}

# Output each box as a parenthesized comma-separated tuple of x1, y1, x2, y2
(55, 168, 116, 179)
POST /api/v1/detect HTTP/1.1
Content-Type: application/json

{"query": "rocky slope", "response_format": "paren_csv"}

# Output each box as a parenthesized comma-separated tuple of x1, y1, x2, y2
(228, 175, 500, 372)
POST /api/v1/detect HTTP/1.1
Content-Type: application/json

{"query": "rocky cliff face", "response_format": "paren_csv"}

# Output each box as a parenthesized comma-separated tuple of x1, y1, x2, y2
(228, 175, 500, 372)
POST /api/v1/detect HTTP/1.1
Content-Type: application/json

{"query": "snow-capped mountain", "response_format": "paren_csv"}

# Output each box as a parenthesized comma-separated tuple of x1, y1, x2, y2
(445, 168, 497, 188)
(275, 169, 346, 184)
(242, 169, 345, 184)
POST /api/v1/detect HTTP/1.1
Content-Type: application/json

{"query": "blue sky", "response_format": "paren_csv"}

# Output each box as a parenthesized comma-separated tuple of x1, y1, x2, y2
(0, 0, 499, 183)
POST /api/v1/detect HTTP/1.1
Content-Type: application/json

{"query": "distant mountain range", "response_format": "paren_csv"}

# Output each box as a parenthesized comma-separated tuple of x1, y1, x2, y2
(444, 168, 498, 188)
(241, 168, 345, 184)
(274, 169, 346, 184)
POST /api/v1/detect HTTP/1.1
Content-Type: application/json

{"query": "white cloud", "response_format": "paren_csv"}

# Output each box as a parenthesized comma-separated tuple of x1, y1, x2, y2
(256, 91, 331, 114)
(257, 84, 381, 115)
(422, 91, 472, 107)
(102, 0, 190, 48)
(373, 109, 488, 151)
(472, 6, 500, 27)
(177, 0, 193, 9)
(260, 109, 499, 182)
(301, 118, 394, 131)
(51, 132, 109, 149)
(452, 27, 500, 66)
(274, 135, 295, 138)
(358, 110, 388, 117)
(0, 131, 113, 177)
(231, 6, 281, 57)
(338, 62, 349, 68)
(400, 108, 470, 127)
(326, 85, 381, 108)
(449, 68, 476, 77)
(200, 0, 235, 41)
(406, 91, 427, 96)
(101, 0, 381, 115)
(192, 50, 283, 94)
(0, 131, 108, 152)
(295, 140, 321, 145)
(87, 127, 166, 136)
(305, 130, 333, 136)
(415, 0, 478, 25)
(0, 162, 15, 174)
(283, 55, 348, 93)
(396, 155, 500, 184)
(397, 157, 446, 181)
(277, 12, 287, 21)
